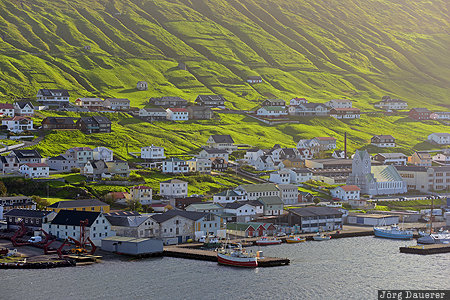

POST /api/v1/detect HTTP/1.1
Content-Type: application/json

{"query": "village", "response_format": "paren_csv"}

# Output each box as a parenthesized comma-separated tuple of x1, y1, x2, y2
(0, 88, 449, 267)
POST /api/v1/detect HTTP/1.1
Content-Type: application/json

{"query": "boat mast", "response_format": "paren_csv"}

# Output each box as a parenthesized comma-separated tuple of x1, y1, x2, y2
(429, 197, 434, 235)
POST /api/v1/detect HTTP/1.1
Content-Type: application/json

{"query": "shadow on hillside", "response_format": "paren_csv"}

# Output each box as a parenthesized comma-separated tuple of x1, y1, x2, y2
(393, 117, 413, 123)
(414, 141, 436, 151)
(118, 88, 138, 94)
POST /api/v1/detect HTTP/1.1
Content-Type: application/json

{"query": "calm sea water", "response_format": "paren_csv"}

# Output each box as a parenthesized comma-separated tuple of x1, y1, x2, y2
(1, 236, 449, 300)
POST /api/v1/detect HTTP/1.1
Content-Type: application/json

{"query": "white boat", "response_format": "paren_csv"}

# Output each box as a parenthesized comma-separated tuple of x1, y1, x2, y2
(217, 244, 258, 268)
(312, 233, 331, 241)
(255, 236, 282, 246)
(417, 232, 450, 244)
(373, 225, 413, 240)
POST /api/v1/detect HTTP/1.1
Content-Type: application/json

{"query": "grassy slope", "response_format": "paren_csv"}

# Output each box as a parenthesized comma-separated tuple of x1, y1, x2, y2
(31, 111, 449, 160)
(0, 0, 448, 110)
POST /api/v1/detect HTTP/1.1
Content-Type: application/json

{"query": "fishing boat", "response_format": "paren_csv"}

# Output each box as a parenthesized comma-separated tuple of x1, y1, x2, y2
(417, 231, 450, 244)
(373, 225, 413, 240)
(312, 232, 331, 241)
(217, 243, 258, 268)
(255, 236, 282, 246)
(285, 236, 306, 243)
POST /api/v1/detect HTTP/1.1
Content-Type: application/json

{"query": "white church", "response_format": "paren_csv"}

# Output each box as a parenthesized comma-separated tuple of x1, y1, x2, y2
(346, 150, 407, 196)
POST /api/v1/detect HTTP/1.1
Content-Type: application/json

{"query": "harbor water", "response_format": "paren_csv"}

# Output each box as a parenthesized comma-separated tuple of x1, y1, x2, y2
(1, 236, 449, 299)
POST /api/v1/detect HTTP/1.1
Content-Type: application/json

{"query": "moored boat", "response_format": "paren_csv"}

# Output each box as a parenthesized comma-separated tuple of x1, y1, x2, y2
(417, 232, 450, 245)
(373, 225, 413, 240)
(217, 244, 258, 268)
(286, 236, 306, 243)
(312, 232, 331, 241)
(255, 236, 282, 246)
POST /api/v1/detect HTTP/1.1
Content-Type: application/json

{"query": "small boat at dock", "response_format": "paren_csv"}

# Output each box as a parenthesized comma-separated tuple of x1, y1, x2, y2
(255, 236, 282, 246)
(217, 244, 258, 268)
(285, 236, 306, 243)
(312, 233, 331, 241)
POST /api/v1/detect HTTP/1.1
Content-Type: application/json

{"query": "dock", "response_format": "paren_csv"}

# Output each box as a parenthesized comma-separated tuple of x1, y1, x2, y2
(400, 244, 450, 255)
(163, 247, 290, 267)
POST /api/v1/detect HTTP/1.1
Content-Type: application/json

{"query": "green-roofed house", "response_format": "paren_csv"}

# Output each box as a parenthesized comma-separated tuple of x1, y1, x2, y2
(257, 196, 285, 216)
(256, 106, 288, 118)
(226, 222, 257, 237)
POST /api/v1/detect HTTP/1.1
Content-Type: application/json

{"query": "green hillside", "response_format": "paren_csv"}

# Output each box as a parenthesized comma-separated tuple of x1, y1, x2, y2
(0, 0, 449, 109)
(30, 111, 448, 159)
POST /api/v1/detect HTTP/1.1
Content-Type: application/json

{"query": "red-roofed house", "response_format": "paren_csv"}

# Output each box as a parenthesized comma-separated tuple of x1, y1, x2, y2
(166, 108, 189, 121)
(1, 116, 33, 133)
(130, 186, 153, 205)
(19, 163, 49, 178)
(312, 137, 337, 150)
(0, 103, 14, 117)
(331, 185, 360, 201)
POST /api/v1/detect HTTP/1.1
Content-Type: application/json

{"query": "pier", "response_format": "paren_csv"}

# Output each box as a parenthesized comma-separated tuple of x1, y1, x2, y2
(399, 244, 450, 255)
(163, 246, 290, 267)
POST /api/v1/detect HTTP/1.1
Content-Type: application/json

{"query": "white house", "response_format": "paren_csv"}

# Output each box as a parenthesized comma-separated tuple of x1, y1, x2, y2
(325, 99, 353, 109)
(187, 158, 212, 173)
(2, 116, 33, 133)
(329, 108, 360, 119)
(251, 155, 276, 171)
(213, 190, 247, 203)
(65, 147, 94, 167)
(289, 97, 308, 106)
(289, 168, 313, 184)
(36, 89, 70, 105)
(428, 133, 450, 145)
(0, 103, 14, 117)
(277, 184, 298, 205)
(374, 96, 408, 110)
(137, 81, 148, 91)
(166, 108, 189, 121)
(206, 135, 237, 152)
(432, 150, 450, 165)
(371, 135, 396, 148)
(223, 202, 257, 223)
(244, 148, 265, 162)
(130, 186, 152, 205)
(312, 137, 337, 150)
(162, 158, 189, 174)
(373, 153, 408, 166)
(269, 169, 291, 184)
(160, 179, 188, 198)
(93, 147, 114, 162)
(103, 98, 130, 110)
(139, 108, 167, 120)
(19, 163, 49, 178)
(141, 145, 165, 160)
(256, 106, 287, 117)
(331, 185, 361, 201)
(430, 112, 450, 120)
(13, 102, 34, 116)
(74, 98, 103, 109)
(289, 103, 328, 116)
(43, 210, 114, 246)
(235, 183, 280, 201)
(198, 148, 229, 161)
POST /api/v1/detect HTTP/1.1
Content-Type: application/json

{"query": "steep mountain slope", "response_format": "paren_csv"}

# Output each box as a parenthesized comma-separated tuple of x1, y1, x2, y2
(0, 0, 448, 109)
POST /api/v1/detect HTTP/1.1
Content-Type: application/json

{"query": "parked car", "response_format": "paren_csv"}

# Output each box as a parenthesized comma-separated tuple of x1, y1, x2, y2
(28, 236, 42, 243)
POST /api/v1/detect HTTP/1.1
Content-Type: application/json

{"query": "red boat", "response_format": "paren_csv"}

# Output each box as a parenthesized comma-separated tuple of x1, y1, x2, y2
(255, 236, 282, 246)
(217, 244, 258, 268)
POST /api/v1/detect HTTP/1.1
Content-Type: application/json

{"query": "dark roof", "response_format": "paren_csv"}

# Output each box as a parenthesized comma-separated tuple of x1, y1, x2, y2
(42, 117, 78, 125)
(196, 95, 226, 103)
(38, 89, 69, 97)
(4, 209, 51, 218)
(202, 148, 229, 154)
(78, 115, 111, 125)
(50, 210, 100, 226)
(395, 165, 427, 172)
(223, 202, 251, 209)
(88, 160, 108, 170)
(142, 107, 166, 113)
(289, 206, 343, 217)
(151, 210, 208, 223)
(411, 107, 431, 112)
(209, 134, 234, 144)
(12, 149, 42, 159)
(105, 215, 148, 227)
(47, 199, 108, 209)
(48, 154, 73, 161)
